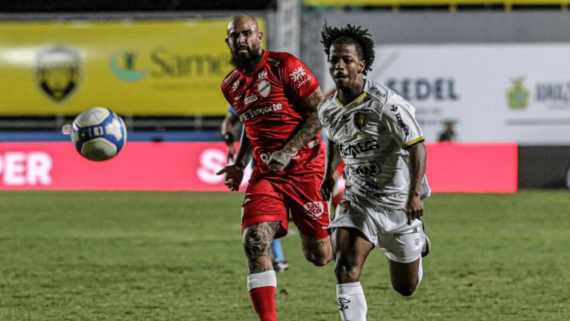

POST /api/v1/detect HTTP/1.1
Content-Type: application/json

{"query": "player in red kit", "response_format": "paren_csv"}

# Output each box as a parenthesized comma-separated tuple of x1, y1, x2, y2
(216, 14, 333, 321)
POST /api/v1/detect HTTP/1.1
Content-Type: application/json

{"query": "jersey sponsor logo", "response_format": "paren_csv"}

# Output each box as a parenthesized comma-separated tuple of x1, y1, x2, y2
(258, 79, 271, 98)
(394, 112, 410, 136)
(296, 75, 312, 89)
(224, 69, 238, 84)
(290, 67, 306, 82)
(354, 179, 378, 191)
(232, 80, 240, 92)
(303, 202, 324, 219)
(366, 190, 389, 201)
(258, 70, 267, 79)
(338, 139, 380, 158)
(368, 86, 387, 97)
(348, 162, 381, 178)
(239, 103, 283, 122)
(244, 95, 258, 105)
(354, 112, 369, 131)
(267, 56, 281, 66)
(34, 45, 82, 103)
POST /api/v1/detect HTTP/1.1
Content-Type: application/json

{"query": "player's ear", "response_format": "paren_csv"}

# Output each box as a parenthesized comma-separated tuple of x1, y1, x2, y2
(225, 37, 230, 48)
(358, 59, 366, 74)
(258, 31, 264, 44)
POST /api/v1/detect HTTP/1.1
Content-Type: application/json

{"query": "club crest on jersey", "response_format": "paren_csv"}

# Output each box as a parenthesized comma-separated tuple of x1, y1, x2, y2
(34, 45, 82, 103)
(258, 79, 271, 98)
(303, 202, 324, 219)
(354, 112, 369, 131)
(390, 104, 398, 112)
(244, 95, 258, 105)
(290, 67, 306, 82)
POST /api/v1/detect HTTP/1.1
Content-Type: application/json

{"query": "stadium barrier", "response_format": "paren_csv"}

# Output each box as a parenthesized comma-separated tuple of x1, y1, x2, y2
(0, 142, 517, 193)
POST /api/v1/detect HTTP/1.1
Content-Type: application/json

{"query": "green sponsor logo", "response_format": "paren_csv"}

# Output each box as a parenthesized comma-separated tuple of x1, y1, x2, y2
(110, 51, 148, 82)
(507, 78, 530, 109)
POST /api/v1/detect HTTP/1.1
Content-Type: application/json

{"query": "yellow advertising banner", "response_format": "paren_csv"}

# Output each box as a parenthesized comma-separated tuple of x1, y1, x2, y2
(0, 19, 265, 116)
(303, 0, 568, 5)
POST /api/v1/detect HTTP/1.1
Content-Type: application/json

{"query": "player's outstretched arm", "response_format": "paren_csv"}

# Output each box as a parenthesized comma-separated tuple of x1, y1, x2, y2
(216, 130, 253, 191)
(221, 113, 239, 163)
(320, 139, 342, 201)
(406, 142, 427, 224)
(266, 88, 325, 172)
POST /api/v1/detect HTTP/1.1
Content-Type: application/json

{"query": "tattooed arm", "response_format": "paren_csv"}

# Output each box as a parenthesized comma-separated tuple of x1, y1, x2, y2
(266, 88, 325, 172)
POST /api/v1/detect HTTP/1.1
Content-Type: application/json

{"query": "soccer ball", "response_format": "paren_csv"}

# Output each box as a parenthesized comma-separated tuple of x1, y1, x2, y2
(71, 107, 127, 161)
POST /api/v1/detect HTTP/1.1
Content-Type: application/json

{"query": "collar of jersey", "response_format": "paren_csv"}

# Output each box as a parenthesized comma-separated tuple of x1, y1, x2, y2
(336, 92, 367, 109)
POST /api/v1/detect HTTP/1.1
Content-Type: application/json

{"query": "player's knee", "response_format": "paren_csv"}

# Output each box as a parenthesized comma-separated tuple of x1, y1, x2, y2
(304, 250, 331, 267)
(392, 282, 417, 297)
(334, 260, 361, 283)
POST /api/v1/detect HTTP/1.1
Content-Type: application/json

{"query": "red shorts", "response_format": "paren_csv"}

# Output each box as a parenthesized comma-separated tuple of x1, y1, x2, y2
(241, 171, 330, 240)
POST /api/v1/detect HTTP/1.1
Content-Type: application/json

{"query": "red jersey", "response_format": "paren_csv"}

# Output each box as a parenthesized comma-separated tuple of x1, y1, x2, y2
(221, 51, 323, 174)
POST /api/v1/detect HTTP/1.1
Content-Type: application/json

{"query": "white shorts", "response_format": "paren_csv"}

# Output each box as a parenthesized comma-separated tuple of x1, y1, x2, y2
(329, 194, 425, 263)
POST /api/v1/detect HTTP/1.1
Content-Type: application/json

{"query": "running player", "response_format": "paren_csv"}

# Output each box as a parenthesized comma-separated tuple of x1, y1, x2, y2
(318, 23, 431, 321)
(220, 105, 290, 272)
(216, 15, 332, 321)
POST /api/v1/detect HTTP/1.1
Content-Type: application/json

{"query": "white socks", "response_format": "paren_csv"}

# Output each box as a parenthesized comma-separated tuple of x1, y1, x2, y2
(336, 282, 367, 321)
(417, 257, 424, 288)
(247, 270, 277, 291)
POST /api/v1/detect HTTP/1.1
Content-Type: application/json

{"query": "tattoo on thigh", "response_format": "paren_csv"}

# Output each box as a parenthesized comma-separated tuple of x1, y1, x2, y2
(244, 222, 280, 272)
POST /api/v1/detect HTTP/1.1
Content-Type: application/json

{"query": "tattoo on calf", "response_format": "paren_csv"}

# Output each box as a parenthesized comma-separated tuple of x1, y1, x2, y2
(244, 222, 280, 273)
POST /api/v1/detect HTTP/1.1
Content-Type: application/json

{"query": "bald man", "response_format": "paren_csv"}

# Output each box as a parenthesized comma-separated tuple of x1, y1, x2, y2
(217, 15, 332, 320)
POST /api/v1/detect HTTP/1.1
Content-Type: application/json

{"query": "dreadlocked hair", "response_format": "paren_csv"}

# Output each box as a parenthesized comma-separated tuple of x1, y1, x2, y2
(321, 22, 375, 75)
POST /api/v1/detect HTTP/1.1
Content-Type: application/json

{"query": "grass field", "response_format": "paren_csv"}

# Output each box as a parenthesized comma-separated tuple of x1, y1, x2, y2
(0, 191, 569, 321)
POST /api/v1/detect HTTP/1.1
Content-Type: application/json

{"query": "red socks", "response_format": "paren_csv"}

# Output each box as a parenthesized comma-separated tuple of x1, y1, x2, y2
(249, 286, 277, 321)
(247, 271, 278, 321)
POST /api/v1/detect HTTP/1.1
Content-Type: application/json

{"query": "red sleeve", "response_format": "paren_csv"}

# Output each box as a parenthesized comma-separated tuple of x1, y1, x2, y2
(278, 53, 320, 102)
(221, 69, 238, 105)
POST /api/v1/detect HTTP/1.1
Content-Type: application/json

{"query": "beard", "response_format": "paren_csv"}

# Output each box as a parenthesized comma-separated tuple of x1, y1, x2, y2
(230, 47, 263, 74)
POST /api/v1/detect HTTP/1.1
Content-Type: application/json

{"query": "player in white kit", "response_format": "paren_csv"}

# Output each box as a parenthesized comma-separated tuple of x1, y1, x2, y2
(318, 23, 431, 321)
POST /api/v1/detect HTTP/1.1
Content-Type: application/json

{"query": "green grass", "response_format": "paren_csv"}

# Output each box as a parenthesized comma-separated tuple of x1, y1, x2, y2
(0, 191, 569, 320)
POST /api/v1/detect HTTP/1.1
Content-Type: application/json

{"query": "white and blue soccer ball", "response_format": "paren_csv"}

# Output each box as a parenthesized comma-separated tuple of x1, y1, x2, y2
(71, 107, 127, 161)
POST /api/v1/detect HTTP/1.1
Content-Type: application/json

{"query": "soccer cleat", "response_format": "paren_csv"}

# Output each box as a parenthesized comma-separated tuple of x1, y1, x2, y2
(421, 235, 431, 258)
(272, 259, 289, 272)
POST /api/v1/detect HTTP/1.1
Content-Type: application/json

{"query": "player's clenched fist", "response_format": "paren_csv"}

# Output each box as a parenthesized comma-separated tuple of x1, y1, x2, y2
(319, 176, 336, 201)
(216, 165, 244, 191)
(266, 150, 293, 172)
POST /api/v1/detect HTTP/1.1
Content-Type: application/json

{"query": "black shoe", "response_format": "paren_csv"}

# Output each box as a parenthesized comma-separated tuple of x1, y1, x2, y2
(272, 259, 289, 272)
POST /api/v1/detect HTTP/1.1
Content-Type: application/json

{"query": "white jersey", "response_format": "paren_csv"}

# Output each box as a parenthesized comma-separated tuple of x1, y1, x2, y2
(319, 79, 431, 210)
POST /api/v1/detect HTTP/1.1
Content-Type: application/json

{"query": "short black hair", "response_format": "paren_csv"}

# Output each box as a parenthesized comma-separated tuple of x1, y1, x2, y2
(321, 22, 375, 75)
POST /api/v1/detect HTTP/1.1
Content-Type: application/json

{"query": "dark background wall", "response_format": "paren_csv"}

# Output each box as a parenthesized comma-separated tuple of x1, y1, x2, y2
(0, 1, 275, 12)
(519, 146, 570, 189)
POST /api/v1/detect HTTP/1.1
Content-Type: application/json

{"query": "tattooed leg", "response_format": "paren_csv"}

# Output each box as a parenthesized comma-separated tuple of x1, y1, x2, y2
(300, 234, 333, 267)
(243, 222, 281, 274)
